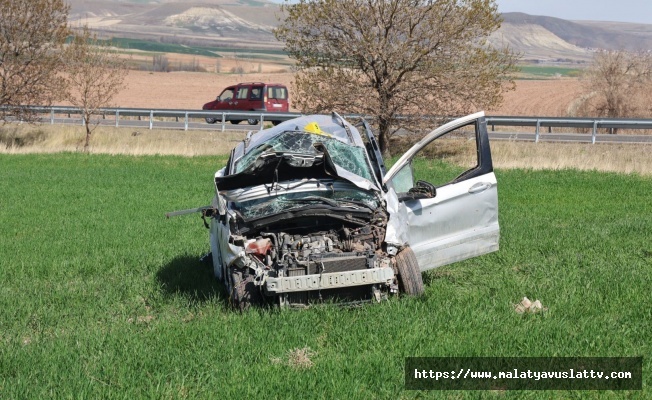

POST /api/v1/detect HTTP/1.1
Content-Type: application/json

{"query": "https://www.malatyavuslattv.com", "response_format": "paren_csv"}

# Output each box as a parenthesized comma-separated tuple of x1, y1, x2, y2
(405, 357, 642, 390)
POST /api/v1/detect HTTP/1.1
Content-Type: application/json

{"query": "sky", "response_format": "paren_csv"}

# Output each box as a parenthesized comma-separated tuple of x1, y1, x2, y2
(496, 0, 652, 24)
(269, 1, 652, 24)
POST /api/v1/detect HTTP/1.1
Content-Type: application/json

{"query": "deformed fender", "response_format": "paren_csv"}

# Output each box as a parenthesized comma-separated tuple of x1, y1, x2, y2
(384, 187, 409, 247)
(222, 242, 248, 269)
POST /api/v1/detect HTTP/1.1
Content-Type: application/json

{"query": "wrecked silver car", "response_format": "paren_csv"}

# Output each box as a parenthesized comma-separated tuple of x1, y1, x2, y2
(174, 112, 499, 309)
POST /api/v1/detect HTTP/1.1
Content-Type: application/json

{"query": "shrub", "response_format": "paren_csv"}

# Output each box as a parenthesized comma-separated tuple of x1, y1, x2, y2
(0, 127, 46, 148)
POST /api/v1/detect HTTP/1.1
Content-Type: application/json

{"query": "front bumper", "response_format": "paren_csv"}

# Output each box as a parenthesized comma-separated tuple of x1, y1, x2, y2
(264, 266, 395, 294)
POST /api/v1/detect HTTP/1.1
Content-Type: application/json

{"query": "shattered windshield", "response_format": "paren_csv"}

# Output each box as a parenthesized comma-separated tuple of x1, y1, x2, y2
(234, 131, 375, 182)
(231, 189, 380, 220)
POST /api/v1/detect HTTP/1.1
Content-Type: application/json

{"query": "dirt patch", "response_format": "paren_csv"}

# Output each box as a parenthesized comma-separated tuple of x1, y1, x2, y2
(109, 71, 583, 117)
(111, 70, 295, 110)
(488, 79, 583, 117)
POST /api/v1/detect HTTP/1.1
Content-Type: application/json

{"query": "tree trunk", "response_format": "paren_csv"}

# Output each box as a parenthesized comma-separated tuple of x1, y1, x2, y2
(84, 116, 91, 151)
(377, 117, 392, 159)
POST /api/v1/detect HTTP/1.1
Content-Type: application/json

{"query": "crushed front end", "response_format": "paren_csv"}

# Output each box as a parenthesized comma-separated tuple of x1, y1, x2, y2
(222, 205, 397, 308)
(208, 114, 401, 308)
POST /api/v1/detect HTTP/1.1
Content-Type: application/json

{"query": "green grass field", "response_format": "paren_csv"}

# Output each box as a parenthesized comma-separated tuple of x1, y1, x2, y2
(518, 65, 583, 78)
(104, 38, 222, 58)
(103, 37, 289, 60)
(1, 153, 650, 398)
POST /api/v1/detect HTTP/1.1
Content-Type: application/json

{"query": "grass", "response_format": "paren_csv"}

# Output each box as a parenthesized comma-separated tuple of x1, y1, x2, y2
(390, 133, 652, 176)
(0, 124, 248, 156)
(213, 47, 287, 56)
(3, 124, 652, 176)
(0, 153, 650, 398)
(103, 37, 289, 61)
(517, 65, 583, 79)
(104, 37, 222, 58)
(490, 141, 652, 175)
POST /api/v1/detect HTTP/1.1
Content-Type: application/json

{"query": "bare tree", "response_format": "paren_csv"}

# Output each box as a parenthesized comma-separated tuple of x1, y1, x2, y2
(0, 0, 69, 122)
(65, 27, 128, 150)
(152, 54, 170, 72)
(275, 0, 518, 155)
(576, 50, 652, 124)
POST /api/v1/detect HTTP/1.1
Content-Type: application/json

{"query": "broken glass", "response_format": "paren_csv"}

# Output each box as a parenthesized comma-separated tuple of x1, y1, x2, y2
(231, 189, 380, 220)
(390, 163, 414, 193)
(234, 131, 374, 182)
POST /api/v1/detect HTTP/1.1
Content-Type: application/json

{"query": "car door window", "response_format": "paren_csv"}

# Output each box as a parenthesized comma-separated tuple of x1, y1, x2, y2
(268, 87, 287, 99)
(219, 89, 234, 101)
(250, 86, 263, 100)
(392, 122, 480, 193)
(390, 163, 414, 193)
(236, 87, 249, 100)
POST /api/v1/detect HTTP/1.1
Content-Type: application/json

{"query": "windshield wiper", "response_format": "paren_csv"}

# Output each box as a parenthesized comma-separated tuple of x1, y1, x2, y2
(289, 196, 375, 211)
(289, 196, 341, 208)
(337, 199, 376, 211)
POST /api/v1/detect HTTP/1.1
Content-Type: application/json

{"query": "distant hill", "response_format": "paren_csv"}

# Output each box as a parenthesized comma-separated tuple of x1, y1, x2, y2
(502, 12, 652, 52)
(67, 2, 652, 63)
(67, 0, 284, 50)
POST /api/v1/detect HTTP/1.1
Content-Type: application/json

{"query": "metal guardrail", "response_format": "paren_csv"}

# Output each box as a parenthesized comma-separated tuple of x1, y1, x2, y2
(5, 106, 652, 144)
(10, 105, 304, 132)
(485, 116, 652, 144)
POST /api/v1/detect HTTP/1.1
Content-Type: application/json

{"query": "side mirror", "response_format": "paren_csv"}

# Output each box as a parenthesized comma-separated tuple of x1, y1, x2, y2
(414, 180, 436, 197)
(398, 180, 436, 201)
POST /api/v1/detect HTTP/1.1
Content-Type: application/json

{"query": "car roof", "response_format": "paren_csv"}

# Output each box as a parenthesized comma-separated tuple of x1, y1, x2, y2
(223, 114, 381, 191)
(236, 82, 286, 86)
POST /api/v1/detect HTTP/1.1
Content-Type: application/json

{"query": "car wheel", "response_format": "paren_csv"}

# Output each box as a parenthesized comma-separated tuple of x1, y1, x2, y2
(271, 120, 281, 126)
(230, 120, 242, 125)
(230, 267, 261, 311)
(205, 117, 217, 124)
(247, 118, 259, 125)
(395, 246, 424, 296)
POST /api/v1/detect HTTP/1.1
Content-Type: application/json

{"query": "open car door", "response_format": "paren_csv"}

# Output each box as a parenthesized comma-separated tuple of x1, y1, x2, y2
(383, 112, 499, 271)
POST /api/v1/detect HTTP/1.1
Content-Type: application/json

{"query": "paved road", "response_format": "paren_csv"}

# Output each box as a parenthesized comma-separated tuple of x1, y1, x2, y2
(37, 117, 652, 144)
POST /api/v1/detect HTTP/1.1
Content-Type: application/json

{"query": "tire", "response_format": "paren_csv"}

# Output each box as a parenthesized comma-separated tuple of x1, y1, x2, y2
(205, 117, 217, 124)
(395, 246, 424, 296)
(229, 268, 262, 311)
(230, 120, 242, 125)
(271, 120, 281, 126)
(247, 118, 259, 125)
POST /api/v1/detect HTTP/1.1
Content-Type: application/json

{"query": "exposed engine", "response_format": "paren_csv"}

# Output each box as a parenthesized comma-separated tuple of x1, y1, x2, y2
(230, 207, 396, 307)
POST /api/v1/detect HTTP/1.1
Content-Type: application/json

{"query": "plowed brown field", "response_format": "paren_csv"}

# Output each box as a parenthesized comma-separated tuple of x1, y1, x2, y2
(489, 79, 583, 117)
(113, 70, 583, 117)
